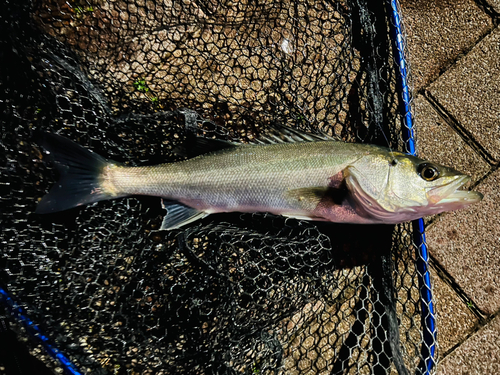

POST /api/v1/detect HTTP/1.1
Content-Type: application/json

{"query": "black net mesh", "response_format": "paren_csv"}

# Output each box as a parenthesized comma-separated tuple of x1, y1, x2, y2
(0, 0, 435, 374)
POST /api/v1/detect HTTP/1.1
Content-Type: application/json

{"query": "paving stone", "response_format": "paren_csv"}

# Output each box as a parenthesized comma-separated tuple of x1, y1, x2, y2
(430, 267, 479, 355)
(426, 168, 499, 315)
(399, 0, 492, 91)
(427, 26, 500, 160)
(436, 314, 500, 375)
(486, 0, 500, 13)
(413, 94, 490, 183)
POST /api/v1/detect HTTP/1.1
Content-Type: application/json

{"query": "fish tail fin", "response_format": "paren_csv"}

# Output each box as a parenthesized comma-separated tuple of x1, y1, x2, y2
(35, 133, 125, 214)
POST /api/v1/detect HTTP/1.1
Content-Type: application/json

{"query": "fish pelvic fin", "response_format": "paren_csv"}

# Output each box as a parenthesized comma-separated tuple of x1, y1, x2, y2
(160, 200, 208, 230)
(35, 133, 125, 214)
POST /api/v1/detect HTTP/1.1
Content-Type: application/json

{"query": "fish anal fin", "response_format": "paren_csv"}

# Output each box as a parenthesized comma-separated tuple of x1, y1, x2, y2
(160, 199, 208, 230)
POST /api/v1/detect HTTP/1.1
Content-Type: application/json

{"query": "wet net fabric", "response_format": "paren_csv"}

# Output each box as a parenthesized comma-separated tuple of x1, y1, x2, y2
(0, 0, 435, 374)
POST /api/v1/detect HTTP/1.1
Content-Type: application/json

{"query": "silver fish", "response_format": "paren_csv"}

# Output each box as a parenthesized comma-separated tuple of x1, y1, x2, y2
(35, 131, 483, 230)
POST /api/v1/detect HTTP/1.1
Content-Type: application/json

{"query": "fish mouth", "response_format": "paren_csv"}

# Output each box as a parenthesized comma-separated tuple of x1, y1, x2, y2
(427, 175, 483, 207)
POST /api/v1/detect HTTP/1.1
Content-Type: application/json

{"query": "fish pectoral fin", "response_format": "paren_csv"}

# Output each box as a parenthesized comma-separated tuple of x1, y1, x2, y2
(285, 187, 329, 210)
(285, 186, 347, 210)
(159, 200, 208, 231)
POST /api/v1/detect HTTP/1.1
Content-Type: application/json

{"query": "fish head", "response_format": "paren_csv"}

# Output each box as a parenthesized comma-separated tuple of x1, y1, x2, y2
(344, 149, 483, 223)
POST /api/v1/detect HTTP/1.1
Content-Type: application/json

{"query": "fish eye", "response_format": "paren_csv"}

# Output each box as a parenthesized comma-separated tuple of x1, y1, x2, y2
(418, 163, 440, 181)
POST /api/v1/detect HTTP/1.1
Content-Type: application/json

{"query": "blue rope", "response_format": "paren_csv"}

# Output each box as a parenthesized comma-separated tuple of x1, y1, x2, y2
(0, 287, 83, 375)
(389, 1, 437, 373)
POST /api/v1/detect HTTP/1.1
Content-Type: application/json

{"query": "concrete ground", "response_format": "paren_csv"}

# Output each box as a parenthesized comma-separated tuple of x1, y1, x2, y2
(398, 0, 500, 373)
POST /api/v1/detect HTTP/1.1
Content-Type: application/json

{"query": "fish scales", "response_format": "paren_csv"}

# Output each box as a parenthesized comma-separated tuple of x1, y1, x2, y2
(108, 141, 364, 214)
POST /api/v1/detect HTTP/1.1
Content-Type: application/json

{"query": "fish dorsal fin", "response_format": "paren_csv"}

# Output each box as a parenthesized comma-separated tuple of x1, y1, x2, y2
(175, 108, 238, 158)
(176, 124, 337, 158)
(174, 136, 237, 158)
(179, 107, 338, 152)
(248, 124, 340, 145)
(159, 200, 208, 230)
(177, 108, 339, 157)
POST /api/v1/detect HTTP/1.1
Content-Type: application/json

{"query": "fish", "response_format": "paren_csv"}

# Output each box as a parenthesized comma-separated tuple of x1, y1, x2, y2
(35, 129, 483, 230)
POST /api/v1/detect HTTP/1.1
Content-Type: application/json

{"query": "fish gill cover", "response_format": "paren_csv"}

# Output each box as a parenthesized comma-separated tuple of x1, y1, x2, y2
(0, 0, 436, 374)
